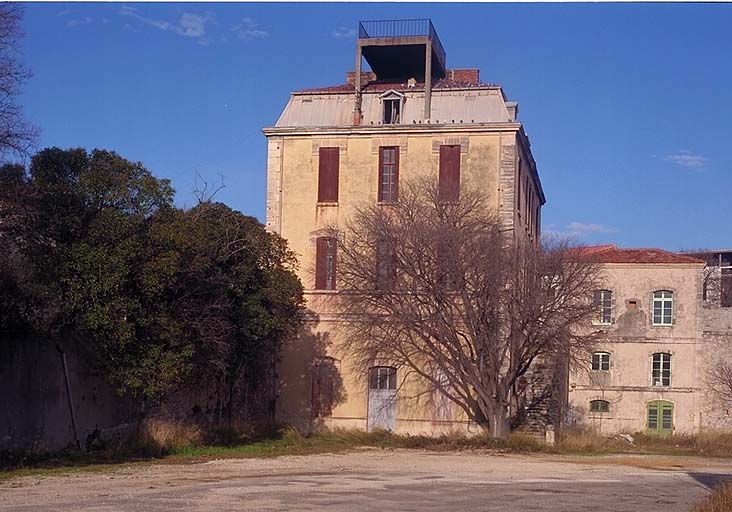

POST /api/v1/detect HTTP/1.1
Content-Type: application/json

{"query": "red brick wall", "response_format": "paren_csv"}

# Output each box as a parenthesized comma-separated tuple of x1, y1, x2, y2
(448, 69, 479, 85)
(346, 71, 377, 85)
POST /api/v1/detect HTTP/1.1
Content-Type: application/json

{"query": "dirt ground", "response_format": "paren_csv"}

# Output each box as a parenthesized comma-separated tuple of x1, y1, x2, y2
(2, 448, 732, 511)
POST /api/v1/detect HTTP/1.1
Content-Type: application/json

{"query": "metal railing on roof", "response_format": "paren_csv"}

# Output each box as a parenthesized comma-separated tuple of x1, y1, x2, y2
(358, 19, 445, 69)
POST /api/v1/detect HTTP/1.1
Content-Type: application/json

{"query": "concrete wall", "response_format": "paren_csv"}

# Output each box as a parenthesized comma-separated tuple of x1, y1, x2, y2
(0, 338, 139, 451)
(568, 263, 705, 435)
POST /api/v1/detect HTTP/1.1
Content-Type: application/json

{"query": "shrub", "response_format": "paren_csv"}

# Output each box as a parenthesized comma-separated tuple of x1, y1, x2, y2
(691, 482, 732, 512)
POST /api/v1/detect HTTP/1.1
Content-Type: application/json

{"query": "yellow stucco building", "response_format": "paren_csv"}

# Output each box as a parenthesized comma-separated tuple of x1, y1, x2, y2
(263, 19, 544, 433)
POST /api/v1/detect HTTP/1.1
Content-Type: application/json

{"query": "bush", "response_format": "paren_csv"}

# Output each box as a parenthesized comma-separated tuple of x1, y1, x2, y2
(125, 419, 203, 457)
(691, 482, 732, 512)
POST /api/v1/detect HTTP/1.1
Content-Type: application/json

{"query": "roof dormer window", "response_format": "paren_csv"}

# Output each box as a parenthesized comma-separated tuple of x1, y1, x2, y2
(380, 90, 405, 125)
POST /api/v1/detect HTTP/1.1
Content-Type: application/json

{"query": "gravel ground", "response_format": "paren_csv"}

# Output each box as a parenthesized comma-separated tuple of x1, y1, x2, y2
(2, 449, 732, 511)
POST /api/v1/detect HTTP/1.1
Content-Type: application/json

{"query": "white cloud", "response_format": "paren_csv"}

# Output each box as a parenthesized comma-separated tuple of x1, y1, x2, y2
(565, 222, 617, 235)
(664, 150, 707, 170)
(120, 6, 215, 45)
(544, 222, 618, 239)
(66, 17, 93, 28)
(232, 17, 269, 40)
(332, 26, 357, 39)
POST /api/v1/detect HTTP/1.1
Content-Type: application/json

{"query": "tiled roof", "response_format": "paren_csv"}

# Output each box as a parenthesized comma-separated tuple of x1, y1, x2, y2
(296, 78, 496, 94)
(576, 245, 705, 264)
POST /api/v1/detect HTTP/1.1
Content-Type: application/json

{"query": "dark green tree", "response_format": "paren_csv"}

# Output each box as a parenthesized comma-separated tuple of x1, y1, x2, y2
(0, 147, 303, 422)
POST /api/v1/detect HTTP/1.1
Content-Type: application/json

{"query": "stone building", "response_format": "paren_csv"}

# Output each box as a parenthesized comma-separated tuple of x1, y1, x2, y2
(567, 245, 732, 436)
(263, 19, 545, 433)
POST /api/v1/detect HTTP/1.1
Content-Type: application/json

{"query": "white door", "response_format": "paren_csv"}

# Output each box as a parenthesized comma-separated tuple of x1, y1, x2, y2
(367, 367, 397, 431)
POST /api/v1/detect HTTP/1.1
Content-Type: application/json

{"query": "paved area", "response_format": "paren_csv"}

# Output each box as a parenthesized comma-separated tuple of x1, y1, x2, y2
(2, 449, 732, 511)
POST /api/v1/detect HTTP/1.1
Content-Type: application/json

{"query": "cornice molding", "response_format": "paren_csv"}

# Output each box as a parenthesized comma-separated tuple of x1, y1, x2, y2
(263, 122, 522, 137)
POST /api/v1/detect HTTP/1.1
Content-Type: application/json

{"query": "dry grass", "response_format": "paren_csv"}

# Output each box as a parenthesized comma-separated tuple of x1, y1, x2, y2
(691, 482, 732, 512)
(557, 428, 635, 453)
(127, 419, 203, 457)
(6, 423, 732, 481)
(555, 428, 732, 457)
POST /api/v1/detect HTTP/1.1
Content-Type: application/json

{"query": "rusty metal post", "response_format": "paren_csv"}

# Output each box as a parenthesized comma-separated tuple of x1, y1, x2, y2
(424, 40, 432, 121)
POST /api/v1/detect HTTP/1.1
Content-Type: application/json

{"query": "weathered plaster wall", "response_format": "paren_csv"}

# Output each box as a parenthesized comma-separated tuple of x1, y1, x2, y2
(272, 128, 526, 434)
(699, 307, 732, 428)
(568, 263, 704, 435)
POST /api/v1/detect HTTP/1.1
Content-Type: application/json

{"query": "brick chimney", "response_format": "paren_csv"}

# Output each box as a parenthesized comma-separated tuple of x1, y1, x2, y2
(346, 71, 377, 86)
(447, 68, 479, 85)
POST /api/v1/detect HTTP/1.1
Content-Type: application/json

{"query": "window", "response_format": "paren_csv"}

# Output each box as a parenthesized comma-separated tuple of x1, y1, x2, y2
(652, 290, 673, 325)
(318, 147, 339, 203)
(517, 161, 522, 214)
(315, 237, 337, 290)
(383, 98, 401, 124)
(378, 147, 399, 203)
(311, 357, 338, 418)
(369, 366, 397, 390)
(589, 400, 610, 413)
(723, 266, 732, 307)
(652, 352, 671, 386)
(591, 352, 610, 371)
(593, 290, 613, 325)
(376, 239, 397, 290)
(438, 145, 460, 202)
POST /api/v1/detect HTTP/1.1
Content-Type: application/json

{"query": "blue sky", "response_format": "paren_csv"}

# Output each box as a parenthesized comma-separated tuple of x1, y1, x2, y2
(19, 3, 732, 251)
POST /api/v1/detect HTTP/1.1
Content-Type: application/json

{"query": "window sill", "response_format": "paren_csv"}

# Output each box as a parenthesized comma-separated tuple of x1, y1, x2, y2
(317, 202, 339, 207)
(591, 321, 613, 327)
(650, 323, 673, 328)
(308, 289, 339, 294)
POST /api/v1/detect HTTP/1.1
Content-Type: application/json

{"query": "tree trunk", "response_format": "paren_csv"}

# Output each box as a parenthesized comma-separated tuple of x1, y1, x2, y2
(489, 409, 511, 441)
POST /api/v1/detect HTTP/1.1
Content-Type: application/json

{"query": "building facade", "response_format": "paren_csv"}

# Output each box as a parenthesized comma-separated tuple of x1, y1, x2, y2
(567, 245, 732, 436)
(263, 19, 545, 433)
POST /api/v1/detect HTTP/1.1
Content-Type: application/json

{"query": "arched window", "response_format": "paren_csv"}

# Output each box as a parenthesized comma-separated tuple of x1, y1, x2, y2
(593, 290, 613, 325)
(652, 290, 673, 325)
(589, 400, 610, 413)
(652, 352, 672, 386)
(591, 352, 611, 371)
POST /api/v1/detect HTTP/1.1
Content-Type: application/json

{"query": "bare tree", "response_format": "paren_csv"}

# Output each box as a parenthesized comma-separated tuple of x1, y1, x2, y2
(707, 360, 732, 404)
(0, 4, 37, 159)
(328, 179, 602, 440)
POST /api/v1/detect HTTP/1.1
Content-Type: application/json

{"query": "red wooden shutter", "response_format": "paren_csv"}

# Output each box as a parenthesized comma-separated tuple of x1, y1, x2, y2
(517, 160, 522, 212)
(392, 148, 400, 202)
(318, 147, 339, 203)
(378, 147, 400, 203)
(315, 237, 336, 290)
(376, 239, 397, 289)
(438, 145, 460, 202)
(330, 239, 337, 290)
(315, 237, 327, 289)
(378, 148, 385, 202)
